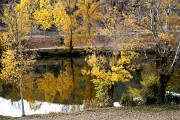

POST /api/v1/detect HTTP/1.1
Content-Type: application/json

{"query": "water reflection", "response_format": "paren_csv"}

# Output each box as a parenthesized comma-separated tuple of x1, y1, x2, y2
(32, 57, 95, 104)
(0, 57, 95, 117)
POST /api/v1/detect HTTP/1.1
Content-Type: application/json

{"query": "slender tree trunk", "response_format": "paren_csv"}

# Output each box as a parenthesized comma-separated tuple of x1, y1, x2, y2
(169, 41, 180, 76)
(20, 77, 25, 116)
(156, 1, 164, 32)
(165, 1, 171, 32)
(70, 27, 73, 54)
(15, 9, 25, 116)
(150, 3, 157, 39)
(107, 85, 114, 107)
(19, 42, 25, 117)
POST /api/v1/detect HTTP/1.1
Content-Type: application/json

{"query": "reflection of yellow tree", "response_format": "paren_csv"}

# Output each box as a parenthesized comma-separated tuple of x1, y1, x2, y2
(38, 73, 57, 102)
(36, 69, 73, 103)
(20, 77, 43, 110)
(35, 58, 95, 104)
(56, 59, 95, 104)
(1, 58, 95, 105)
(66, 59, 95, 103)
(0, 77, 36, 102)
(56, 66, 73, 101)
(7, 86, 19, 101)
(22, 77, 37, 102)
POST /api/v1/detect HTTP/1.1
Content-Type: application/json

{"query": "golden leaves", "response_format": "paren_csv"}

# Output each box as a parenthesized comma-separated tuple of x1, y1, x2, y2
(82, 51, 136, 101)
(158, 32, 174, 43)
(53, 2, 71, 31)
(77, 0, 102, 43)
(162, 0, 171, 8)
(0, 50, 20, 84)
(84, 51, 134, 86)
(34, 5, 53, 30)
(0, 4, 35, 89)
(53, 1, 79, 48)
(3, 6, 31, 45)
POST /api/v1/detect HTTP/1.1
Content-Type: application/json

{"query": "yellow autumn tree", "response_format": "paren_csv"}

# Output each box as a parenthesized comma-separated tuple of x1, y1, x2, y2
(0, 4, 35, 116)
(76, 0, 102, 46)
(16, 0, 39, 39)
(53, 0, 79, 53)
(82, 51, 137, 106)
(34, 0, 53, 38)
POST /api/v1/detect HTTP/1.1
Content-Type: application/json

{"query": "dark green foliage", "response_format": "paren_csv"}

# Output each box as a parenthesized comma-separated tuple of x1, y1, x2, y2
(120, 94, 133, 106)
(141, 74, 159, 104)
(145, 96, 157, 105)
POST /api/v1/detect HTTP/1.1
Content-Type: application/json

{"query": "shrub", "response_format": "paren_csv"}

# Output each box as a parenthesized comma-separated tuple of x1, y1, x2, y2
(141, 74, 159, 104)
(128, 74, 159, 105)
(120, 94, 133, 106)
(145, 96, 157, 105)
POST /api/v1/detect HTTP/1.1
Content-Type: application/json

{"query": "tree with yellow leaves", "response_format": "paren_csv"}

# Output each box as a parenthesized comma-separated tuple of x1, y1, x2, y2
(16, 0, 39, 40)
(53, 0, 79, 53)
(34, 0, 53, 38)
(0, 4, 35, 116)
(82, 51, 137, 106)
(133, 0, 180, 104)
(76, 0, 103, 46)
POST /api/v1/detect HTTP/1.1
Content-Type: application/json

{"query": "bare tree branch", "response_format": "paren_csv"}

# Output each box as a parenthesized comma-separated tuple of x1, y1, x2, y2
(169, 40, 180, 76)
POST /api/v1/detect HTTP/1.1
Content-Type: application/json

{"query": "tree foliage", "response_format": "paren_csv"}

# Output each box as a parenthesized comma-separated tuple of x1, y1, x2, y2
(133, 0, 180, 104)
(53, 0, 79, 50)
(0, 4, 35, 116)
(34, 1, 53, 31)
(76, 0, 102, 45)
(82, 51, 137, 102)
(0, 5, 33, 84)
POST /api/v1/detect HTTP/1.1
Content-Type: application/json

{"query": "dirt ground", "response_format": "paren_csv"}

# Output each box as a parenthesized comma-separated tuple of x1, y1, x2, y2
(17, 106, 180, 120)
